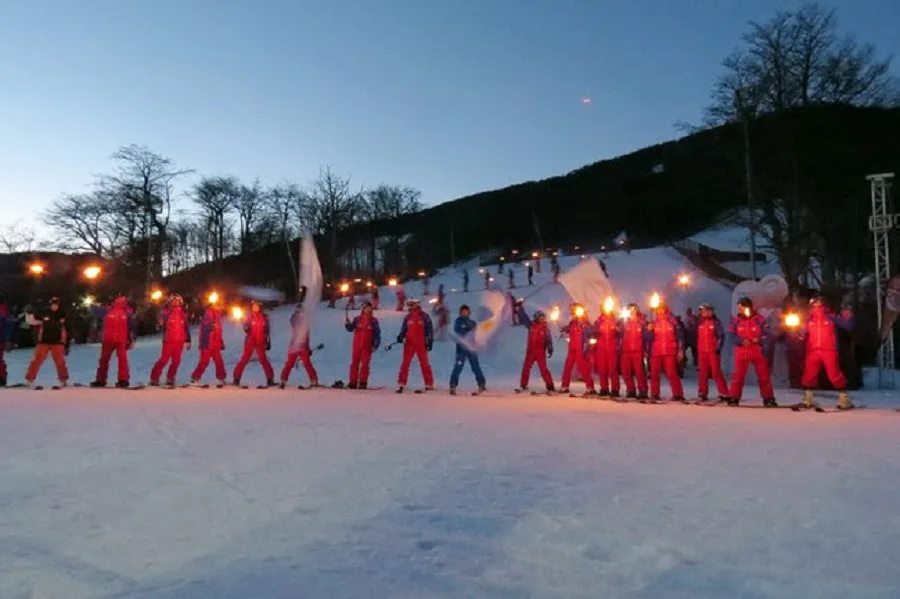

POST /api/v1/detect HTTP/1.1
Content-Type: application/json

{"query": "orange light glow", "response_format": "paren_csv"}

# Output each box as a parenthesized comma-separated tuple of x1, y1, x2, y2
(589, 337, 597, 345)
(150, 289, 163, 302)
(28, 262, 45, 275)
(603, 296, 615, 314)
(620, 307, 631, 320)
(418, 271, 426, 277)
(677, 274, 691, 287)
(208, 291, 220, 304)
(532, 251, 538, 258)
(650, 292, 661, 309)
(784, 313, 800, 328)
(231, 305, 244, 320)
(83, 265, 101, 280)
(574, 305, 585, 317)
(550, 306, 560, 322)
(340, 283, 350, 293)
(388, 278, 398, 286)
(743, 307, 751, 317)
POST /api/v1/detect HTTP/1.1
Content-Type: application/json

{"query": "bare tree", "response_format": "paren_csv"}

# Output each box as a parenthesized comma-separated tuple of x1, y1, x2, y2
(706, 3, 898, 124)
(364, 184, 423, 272)
(0, 220, 40, 253)
(191, 176, 240, 261)
(236, 179, 266, 253)
(41, 192, 123, 256)
(303, 167, 364, 277)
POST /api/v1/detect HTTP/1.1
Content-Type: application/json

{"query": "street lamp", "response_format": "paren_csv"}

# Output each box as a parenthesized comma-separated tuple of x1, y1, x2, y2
(28, 262, 45, 276)
(150, 289, 164, 302)
(83, 265, 102, 280)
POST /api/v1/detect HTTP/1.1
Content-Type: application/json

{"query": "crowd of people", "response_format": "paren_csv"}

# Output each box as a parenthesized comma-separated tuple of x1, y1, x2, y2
(1, 282, 857, 410)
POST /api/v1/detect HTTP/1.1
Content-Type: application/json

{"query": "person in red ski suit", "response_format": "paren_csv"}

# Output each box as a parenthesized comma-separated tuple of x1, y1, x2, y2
(345, 302, 381, 388)
(281, 303, 319, 387)
(516, 306, 555, 392)
(591, 307, 620, 398)
(149, 295, 191, 386)
(647, 303, 685, 400)
(396, 286, 406, 311)
(191, 301, 226, 385)
(695, 303, 729, 401)
(396, 299, 434, 392)
(232, 301, 275, 386)
(91, 296, 135, 387)
(799, 296, 854, 409)
(618, 303, 649, 398)
(560, 304, 596, 395)
(727, 297, 776, 406)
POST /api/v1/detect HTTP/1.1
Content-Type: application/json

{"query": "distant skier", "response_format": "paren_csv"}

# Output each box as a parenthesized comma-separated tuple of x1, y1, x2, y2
(618, 303, 649, 399)
(448, 304, 486, 395)
(507, 292, 518, 326)
(515, 307, 554, 392)
(798, 296, 854, 410)
(149, 295, 191, 387)
(695, 303, 728, 402)
(591, 304, 620, 398)
(551, 261, 561, 283)
(433, 299, 449, 341)
(423, 276, 430, 296)
(395, 285, 406, 311)
(438, 284, 445, 305)
(559, 303, 596, 396)
(190, 300, 226, 386)
(91, 296, 135, 388)
(684, 307, 699, 367)
(345, 301, 381, 389)
(280, 302, 319, 388)
(395, 299, 434, 393)
(346, 293, 356, 311)
(508, 268, 515, 289)
(24, 297, 69, 387)
(527, 264, 534, 286)
(484, 270, 491, 290)
(370, 286, 380, 310)
(646, 301, 685, 401)
(462, 269, 469, 293)
(232, 301, 275, 387)
(328, 285, 338, 308)
(727, 297, 776, 407)
(0, 295, 11, 386)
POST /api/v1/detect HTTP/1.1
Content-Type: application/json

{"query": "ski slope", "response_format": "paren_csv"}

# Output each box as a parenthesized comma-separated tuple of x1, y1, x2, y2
(2, 241, 899, 598)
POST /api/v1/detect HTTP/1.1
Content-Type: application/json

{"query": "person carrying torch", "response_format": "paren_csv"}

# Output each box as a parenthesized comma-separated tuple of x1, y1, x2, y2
(792, 295, 854, 410)
(695, 303, 729, 402)
(559, 303, 596, 396)
(646, 293, 685, 401)
(727, 297, 776, 407)
(617, 302, 649, 399)
(591, 296, 621, 398)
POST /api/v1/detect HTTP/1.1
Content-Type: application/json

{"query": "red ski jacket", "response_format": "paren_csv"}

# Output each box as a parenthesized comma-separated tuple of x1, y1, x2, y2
(103, 297, 134, 344)
(729, 313, 769, 349)
(617, 313, 648, 354)
(696, 315, 725, 354)
(160, 306, 190, 344)
(243, 312, 270, 346)
(592, 314, 618, 353)
(649, 311, 682, 356)
(346, 313, 381, 351)
(198, 307, 223, 350)
(526, 320, 553, 355)
(802, 306, 852, 352)
(561, 317, 592, 354)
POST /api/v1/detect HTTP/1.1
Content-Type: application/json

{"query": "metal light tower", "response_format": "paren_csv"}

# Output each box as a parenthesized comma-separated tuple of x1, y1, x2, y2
(867, 173, 895, 389)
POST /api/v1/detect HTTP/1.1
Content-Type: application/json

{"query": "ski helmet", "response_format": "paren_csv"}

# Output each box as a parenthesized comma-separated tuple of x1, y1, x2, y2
(534, 310, 546, 320)
(737, 296, 753, 308)
(460, 304, 471, 313)
(698, 303, 713, 312)
(170, 294, 184, 306)
(407, 298, 420, 307)
(809, 295, 824, 307)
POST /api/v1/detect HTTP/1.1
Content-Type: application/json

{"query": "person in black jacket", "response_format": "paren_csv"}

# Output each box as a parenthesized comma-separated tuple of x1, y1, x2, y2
(24, 297, 69, 387)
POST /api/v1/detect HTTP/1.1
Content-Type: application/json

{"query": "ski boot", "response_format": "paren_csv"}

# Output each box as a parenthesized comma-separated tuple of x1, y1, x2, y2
(625, 390, 637, 399)
(598, 388, 610, 399)
(636, 392, 648, 401)
(189, 378, 200, 387)
(279, 381, 288, 389)
(358, 382, 368, 390)
(802, 389, 815, 409)
(424, 386, 435, 392)
(559, 387, 570, 395)
(265, 379, 276, 387)
(0, 375, 6, 387)
(837, 390, 854, 410)
(396, 386, 404, 394)
(165, 380, 176, 389)
(584, 389, 598, 397)
(514, 386, 528, 394)
(762, 397, 778, 408)
(331, 380, 345, 389)
(309, 379, 320, 388)
(697, 394, 708, 402)
(347, 382, 358, 389)
(25, 380, 34, 389)
(232, 378, 241, 387)
(115, 380, 130, 389)
(671, 396, 687, 403)
(89, 380, 106, 388)
(58, 380, 68, 388)
(449, 387, 457, 396)
(725, 396, 740, 407)
(148, 380, 160, 387)
(474, 384, 486, 396)
(216, 379, 226, 388)
(547, 384, 556, 393)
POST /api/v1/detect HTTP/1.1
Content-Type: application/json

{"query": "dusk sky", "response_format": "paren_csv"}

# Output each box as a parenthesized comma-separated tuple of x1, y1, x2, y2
(1, 0, 897, 231)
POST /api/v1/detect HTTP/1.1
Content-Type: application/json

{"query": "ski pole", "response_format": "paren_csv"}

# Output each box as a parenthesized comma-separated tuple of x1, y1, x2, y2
(384, 342, 397, 352)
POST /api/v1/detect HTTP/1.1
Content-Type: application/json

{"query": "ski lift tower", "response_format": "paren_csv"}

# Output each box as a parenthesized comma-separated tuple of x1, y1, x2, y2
(867, 173, 895, 389)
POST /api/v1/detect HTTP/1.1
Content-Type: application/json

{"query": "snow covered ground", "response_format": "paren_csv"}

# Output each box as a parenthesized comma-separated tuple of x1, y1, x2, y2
(2, 243, 899, 598)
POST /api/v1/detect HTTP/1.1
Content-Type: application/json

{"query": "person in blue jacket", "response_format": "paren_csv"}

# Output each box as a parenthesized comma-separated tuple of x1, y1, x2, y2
(449, 304, 487, 395)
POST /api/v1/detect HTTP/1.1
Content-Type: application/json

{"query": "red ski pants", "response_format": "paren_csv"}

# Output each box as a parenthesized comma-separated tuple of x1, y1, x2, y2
(561, 349, 594, 390)
(729, 345, 774, 399)
(697, 351, 728, 397)
(398, 343, 433, 386)
(520, 350, 553, 388)
(150, 342, 185, 384)
(191, 349, 226, 381)
(96, 341, 130, 384)
(800, 350, 847, 390)
(233, 343, 274, 382)
(25, 344, 69, 382)
(349, 346, 373, 385)
(593, 347, 619, 393)
(620, 352, 648, 395)
(282, 349, 318, 384)
(650, 354, 683, 398)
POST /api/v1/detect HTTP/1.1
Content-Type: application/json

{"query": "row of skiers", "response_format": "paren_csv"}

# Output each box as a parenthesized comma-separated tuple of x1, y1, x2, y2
(510, 295, 854, 409)
(11, 292, 855, 409)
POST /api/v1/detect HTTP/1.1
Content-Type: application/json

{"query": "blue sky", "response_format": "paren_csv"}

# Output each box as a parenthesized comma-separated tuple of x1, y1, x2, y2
(1, 0, 897, 229)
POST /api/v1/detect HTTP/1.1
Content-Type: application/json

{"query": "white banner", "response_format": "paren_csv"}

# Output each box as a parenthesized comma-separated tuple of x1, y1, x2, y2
(296, 233, 323, 342)
(558, 258, 614, 309)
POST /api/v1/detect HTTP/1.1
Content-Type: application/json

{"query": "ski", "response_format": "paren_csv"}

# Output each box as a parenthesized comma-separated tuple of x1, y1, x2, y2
(792, 404, 866, 413)
(73, 383, 144, 390)
(6, 383, 27, 388)
(696, 401, 799, 409)
(530, 390, 555, 396)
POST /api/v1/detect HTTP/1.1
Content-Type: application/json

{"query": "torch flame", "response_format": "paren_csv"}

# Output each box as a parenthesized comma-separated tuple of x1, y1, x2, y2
(650, 292, 661, 309)
(83, 265, 101, 280)
(550, 306, 560, 322)
(784, 313, 800, 328)
(340, 283, 350, 293)
(603, 296, 615, 314)
(620, 307, 631, 320)
(28, 262, 44, 275)
(208, 291, 220, 305)
(743, 307, 751, 317)
(231, 305, 244, 320)
(589, 337, 597, 345)
(677, 273, 691, 287)
(150, 289, 163, 301)
(574, 305, 585, 318)
(388, 278, 398, 286)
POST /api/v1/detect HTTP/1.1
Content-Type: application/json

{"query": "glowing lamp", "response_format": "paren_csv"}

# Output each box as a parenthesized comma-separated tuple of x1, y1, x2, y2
(574, 305, 585, 317)
(489, 277, 495, 282)
(208, 291, 220, 304)
(532, 252, 538, 258)
(340, 283, 350, 293)
(620, 307, 631, 320)
(677, 274, 691, 287)
(589, 337, 597, 345)
(83, 265, 101, 280)
(388, 278, 398, 286)
(784, 313, 800, 328)
(478, 269, 485, 274)
(366, 281, 373, 287)
(231, 305, 244, 320)
(82, 295, 94, 307)
(649, 292, 661, 310)
(603, 296, 615, 314)
(524, 262, 530, 267)
(28, 263, 44, 275)
(150, 289, 163, 301)
(550, 306, 560, 322)
(418, 271, 426, 277)
(354, 278, 362, 283)
(511, 249, 519, 255)
(428, 298, 438, 304)
(743, 307, 751, 317)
